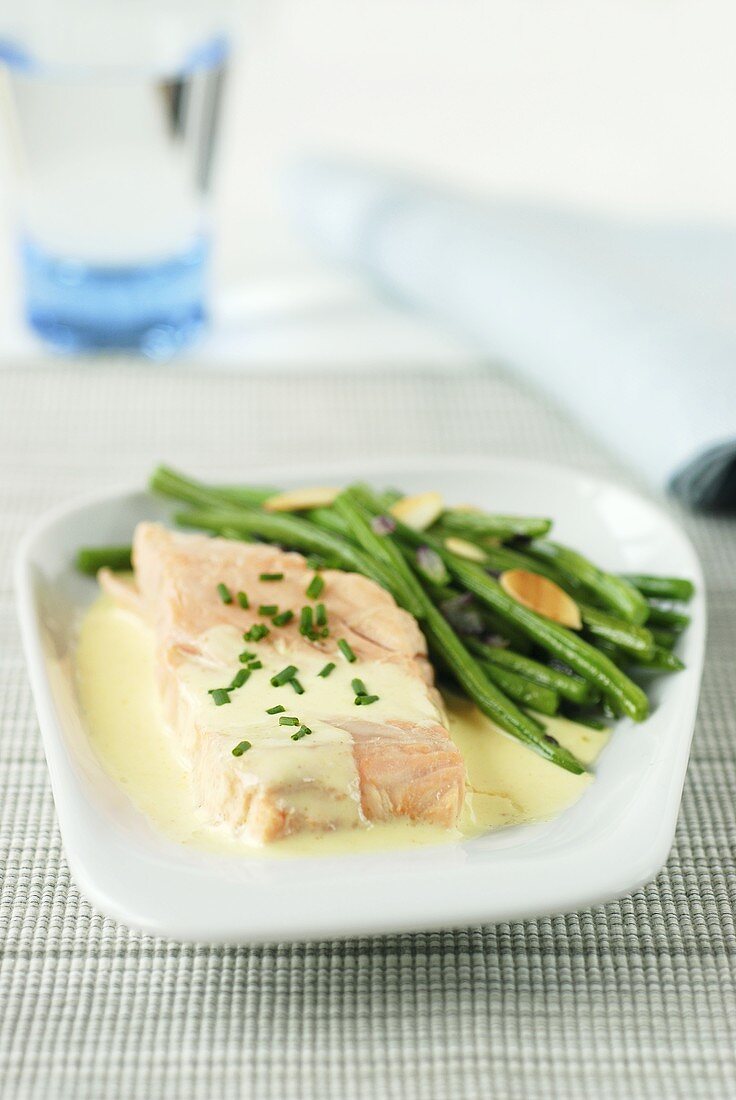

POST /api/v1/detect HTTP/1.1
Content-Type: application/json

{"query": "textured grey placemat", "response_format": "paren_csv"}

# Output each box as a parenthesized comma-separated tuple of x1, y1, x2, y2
(1, 364, 734, 1100)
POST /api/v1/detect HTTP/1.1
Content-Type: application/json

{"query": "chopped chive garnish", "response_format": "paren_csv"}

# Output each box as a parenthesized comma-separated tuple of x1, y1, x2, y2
(232, 740, 252, 757)
(351, 678, 368, 697)
(228, 668, 251, 691)
(248, 660, 263, 670)
(354, 694, 379, 706)
(306, 574, 324, 599)
(236, 591, 249, 609)
(271, 665, 298, 687)
(279, 716, 300, 726)
(315, 603, 327, 628)
(260, 572, 283, 582)
(216, 583, 232, 605)
(318, 662, 336, 678)
(266, 704, 286, 715)
(272, 610, 294, 627)
(210, 688, 231, 706)
(258, 604, 278, 617)
(291, 724, 312, 741)
(306, 556, 324, 571)
(290, 678, 305, 695)
(239, 650, 256, 663)
(337, 639, 356, 663)
(244, 623, 269, 642)
(299, 606, 314, 637)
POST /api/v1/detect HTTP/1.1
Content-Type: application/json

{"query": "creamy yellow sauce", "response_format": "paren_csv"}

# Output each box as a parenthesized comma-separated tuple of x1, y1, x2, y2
(76, 595, 608, 859)
(171, 617, 446, 839)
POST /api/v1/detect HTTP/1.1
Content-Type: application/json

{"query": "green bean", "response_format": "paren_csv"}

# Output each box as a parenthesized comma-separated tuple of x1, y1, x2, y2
(456, 562, 649, 719)
(150, 465, 275, 509)
(342, 488, 486, 638)
(592, 639, 627, 667)
(208, 484, 279, 506)
(478, 661, 559, 716)
(650, 628, 676, 650)
(423, 605, 584, 772)
(627, 646, 685, 673)
(622, 573, 695, 603)
(644, 603, 690, 631)
(466, 639, 598, 704)
(337, 488, 584, 773)
(307, 507, 352, 537)
(381, 516, 649, 721)
(424, 581, 457, 603)
(173, 507, 395, 593)
(76, 545, 133, 575)
(353, 492, 645, 719)
(432, 580, 532, 652)
(351, 482, 403, 510)
(595, 639, 685, 674)
(527, 541, 649, 624)
(395, 545, 454, 598)
(579, 604, 655, 658)
(440, 510, 553, 540)
(332, 492, 426, 618)
(477, 610, 534, 655)
(445, 538, 586, 595)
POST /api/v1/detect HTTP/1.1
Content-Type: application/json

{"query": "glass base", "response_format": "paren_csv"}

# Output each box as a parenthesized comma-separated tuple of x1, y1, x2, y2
(21, 236, 209, 358)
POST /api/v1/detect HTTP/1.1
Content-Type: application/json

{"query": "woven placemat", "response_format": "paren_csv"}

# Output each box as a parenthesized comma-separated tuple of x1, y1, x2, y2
(1, 364, 734, 1099)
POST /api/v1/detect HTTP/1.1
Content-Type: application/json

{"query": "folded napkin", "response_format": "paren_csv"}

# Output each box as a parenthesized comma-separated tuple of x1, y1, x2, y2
(287, 159, 736, 510)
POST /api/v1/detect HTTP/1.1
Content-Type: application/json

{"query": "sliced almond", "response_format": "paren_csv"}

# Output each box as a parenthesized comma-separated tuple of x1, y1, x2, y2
(263, 486, 340, 512)
(444, 536, 488, 563)
(390, 491, 444, 531)
(500, 569, 582, 630)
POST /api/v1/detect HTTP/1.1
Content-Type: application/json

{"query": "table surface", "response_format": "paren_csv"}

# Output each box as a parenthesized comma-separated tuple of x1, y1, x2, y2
(1, 362, 735, 1100)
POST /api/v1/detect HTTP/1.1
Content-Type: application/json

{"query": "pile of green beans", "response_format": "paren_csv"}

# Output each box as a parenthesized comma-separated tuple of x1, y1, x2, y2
(75, 465, 695, 776)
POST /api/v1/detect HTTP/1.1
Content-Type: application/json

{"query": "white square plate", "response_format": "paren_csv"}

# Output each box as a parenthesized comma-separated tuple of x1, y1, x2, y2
(15, 457, 705, 943)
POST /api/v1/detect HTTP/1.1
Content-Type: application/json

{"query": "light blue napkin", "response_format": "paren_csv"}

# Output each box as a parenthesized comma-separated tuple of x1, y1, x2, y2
(288, 158, 736, 510)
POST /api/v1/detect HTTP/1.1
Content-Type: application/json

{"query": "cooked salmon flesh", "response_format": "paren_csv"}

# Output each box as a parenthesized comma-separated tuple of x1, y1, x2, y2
(100, 522, 465, 844)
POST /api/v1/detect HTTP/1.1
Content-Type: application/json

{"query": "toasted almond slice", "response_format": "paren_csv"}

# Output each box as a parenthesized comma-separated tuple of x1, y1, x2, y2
(390, 491, 444, 531)
(263, 486, 340, 512)
(500, 569, 582, 630)
(444, 536, 488, 563)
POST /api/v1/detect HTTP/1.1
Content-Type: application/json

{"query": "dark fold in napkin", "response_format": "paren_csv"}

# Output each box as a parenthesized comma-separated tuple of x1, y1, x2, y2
(671, 442, 736, 510)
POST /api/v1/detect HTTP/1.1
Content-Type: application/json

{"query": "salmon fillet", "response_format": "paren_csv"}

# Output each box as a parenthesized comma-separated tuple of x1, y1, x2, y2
(102, 522, 465, 844)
